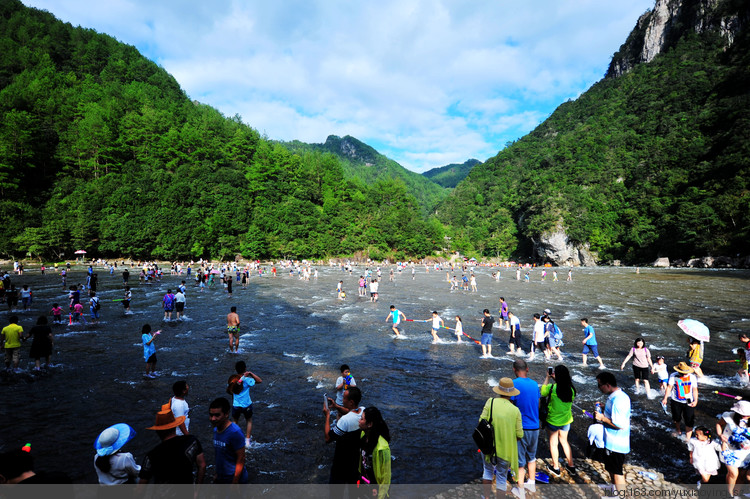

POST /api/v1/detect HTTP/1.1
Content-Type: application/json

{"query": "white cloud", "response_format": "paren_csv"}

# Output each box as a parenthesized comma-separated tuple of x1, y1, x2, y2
(23, 0, 654, 171)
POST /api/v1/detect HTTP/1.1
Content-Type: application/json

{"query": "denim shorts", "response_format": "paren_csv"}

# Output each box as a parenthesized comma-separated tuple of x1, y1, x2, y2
(547, 423, 571, 432)
(517, 429, 539, 467)
(481, 333, 493, 345)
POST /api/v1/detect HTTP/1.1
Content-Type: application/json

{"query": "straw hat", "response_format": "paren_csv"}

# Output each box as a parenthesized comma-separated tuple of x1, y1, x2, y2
(492, 377, 521, 397)
(731, 400, 750, 417)
(146, 410, 185, 430)
(673, 361, 694, 374)
(94, 423, 136, 456)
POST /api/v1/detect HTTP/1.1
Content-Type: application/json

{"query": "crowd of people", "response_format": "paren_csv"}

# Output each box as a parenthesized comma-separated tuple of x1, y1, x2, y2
(1, 259, 749, 495)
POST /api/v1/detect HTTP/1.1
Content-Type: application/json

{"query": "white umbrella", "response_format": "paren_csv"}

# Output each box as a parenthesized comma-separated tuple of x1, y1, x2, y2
(74, 250, 87, 255)
(677, 319, 710, 343)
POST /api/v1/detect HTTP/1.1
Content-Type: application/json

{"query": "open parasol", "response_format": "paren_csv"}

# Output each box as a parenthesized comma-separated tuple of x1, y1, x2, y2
(74, 249, 87, 255)
(677, 319, 710, 343)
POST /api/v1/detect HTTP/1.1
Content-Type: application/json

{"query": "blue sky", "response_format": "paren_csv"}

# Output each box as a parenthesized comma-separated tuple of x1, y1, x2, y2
(23, 0, 654, 172)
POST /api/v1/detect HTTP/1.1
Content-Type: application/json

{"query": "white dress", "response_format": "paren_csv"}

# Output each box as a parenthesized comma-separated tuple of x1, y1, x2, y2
(687, 438, 720, 475)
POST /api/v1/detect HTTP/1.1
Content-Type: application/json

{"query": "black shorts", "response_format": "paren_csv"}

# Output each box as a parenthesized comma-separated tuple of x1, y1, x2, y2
(604, 449, 626, 476)
(176, 302, 184, 312)
(232, 405, 253, 421)
(670, 399, 695, 427)
(146, 354, 157, 364)
(632, 365, 649, 381)
(122, 300, 130, 309)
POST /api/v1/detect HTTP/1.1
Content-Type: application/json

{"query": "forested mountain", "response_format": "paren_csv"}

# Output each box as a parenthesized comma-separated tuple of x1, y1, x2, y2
(0, 0, 442, 260)
(279, 135, 449, 213)
(422, 159, 480, 189)
(437, 0, 750, 263)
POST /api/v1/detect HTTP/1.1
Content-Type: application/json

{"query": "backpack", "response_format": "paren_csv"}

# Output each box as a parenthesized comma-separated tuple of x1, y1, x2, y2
(552, 323, 563, 340)
(473, 398, 496, 462)
(227, 374, 243, 395)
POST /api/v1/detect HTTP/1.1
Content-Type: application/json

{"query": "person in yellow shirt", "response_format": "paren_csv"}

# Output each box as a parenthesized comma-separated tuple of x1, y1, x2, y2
(2, 315, 24, 372)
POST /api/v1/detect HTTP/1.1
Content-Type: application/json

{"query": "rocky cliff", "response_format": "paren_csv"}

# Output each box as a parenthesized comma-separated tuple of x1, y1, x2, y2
(532, 226, 598, 267)
(607, 0, 747, 77)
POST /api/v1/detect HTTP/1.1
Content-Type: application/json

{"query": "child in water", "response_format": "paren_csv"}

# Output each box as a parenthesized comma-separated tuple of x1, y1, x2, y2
(736, 348, 749, 386)
(454, 316, 463, 343)
(652, 356, 669, 394)
(688, 339, 705, 378)
(688, 426, 721, 486)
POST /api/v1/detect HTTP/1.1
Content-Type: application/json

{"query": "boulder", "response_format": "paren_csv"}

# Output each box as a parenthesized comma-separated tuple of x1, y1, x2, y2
(672, 259, 685, 267)
(653, 257, 670, 267)
(701, 256, 715, 268)
(687, 258, 702, 268)
(714, 256, 733, 267)
(532, 227, 597, 267)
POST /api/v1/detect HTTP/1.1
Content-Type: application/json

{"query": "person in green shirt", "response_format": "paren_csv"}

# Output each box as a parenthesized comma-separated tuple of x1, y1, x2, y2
(540, 365, 577, 477)
(2, 315, 24, 372)
(358, 407, 391, 499)
(479, 377, 524, 496)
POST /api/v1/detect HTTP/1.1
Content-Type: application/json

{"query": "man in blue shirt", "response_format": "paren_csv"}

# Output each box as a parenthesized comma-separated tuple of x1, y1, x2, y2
(511, 359, 541, 495)
(231, 361, 263, 449)
(595, 371, 631, 493)
(581, 318, 605, 369)
(209, 397, 248, 484)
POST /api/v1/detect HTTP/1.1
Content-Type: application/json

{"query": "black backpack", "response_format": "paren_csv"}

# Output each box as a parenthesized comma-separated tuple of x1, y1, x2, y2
(472, 398, 496, 461)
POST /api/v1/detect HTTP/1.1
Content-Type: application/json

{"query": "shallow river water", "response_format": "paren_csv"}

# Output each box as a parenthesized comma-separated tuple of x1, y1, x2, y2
(0, 264, 748, 484)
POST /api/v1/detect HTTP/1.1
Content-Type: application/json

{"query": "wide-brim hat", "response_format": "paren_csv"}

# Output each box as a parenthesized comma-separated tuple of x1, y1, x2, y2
(95, 423, 136, 456)
(493, 377, 521, 397)
(731, 400, 750, 417)
(147, 409, 185, 430)
(673, 361, 694, 374)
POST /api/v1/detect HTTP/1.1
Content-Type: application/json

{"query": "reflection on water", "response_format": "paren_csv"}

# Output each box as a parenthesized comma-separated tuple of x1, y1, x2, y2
(0, 265, 748, 483)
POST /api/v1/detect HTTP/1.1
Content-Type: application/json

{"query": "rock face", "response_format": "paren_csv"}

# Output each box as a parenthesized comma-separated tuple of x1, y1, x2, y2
(533, 228, 597, 266)
(607, 0, 747, 77)
(653, 257, 670, 267)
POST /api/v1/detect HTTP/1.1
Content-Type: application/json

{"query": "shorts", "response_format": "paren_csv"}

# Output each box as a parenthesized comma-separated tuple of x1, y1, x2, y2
(164, 306, 173, 312)
(72, 312, 81, 321)
(232, 405, 253, 420)
(122, 300, 130, 309)
(689, 361, 701, 369)
(658, 377, 668, 384)
(481, 454, 510, 491)
(533, 341, 545, 352)
(4, 347, 20, 365)
(228, 326, 240, 336)
(670, 399, 695, 427)
(371, 292, 377, 297)
(22, 297, 30, 307)
(604, 449, 626, 476)
(582, 344, 600, 357)
(146, 354, 157, 364)
(633, 365, 649, 381)
(481, 333, 493, 345)
(517, 429, 539, 468)
(175, 302, 184, 312)
(547, 423, 571, 432)
(90, 307, 99, 319)
(53, 314, 62, 322)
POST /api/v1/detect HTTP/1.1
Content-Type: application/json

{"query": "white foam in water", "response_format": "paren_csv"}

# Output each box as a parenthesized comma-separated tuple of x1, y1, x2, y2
(696, 374, 740, 388)
(303, 354, 325, 366)
(487, 376, 499, 387)
(283, 352, 302, 359)
(266, 403, 279, 409)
